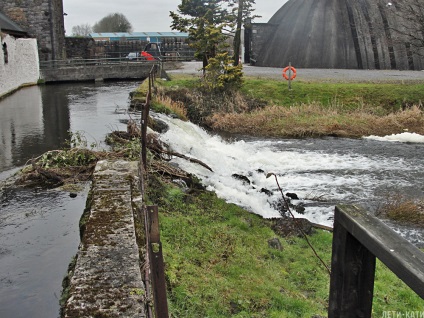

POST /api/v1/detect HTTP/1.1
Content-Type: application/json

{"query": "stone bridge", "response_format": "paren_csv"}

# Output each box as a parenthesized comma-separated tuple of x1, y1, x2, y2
(40, 60, 178, 83)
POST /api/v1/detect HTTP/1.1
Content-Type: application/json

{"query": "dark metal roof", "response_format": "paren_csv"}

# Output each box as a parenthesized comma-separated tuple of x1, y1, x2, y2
(0, 11, 27, 36)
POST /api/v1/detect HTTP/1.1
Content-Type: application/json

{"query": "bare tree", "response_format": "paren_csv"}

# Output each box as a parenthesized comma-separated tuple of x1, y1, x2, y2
(385, 0, 424, 56)
(92, 13, 133, 33)
(230, 0, 260, 66)
(71, 24, 92, 37)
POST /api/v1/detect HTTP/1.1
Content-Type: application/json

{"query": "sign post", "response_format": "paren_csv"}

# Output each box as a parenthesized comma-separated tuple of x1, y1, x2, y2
(282, 62, 297, 90)
(288, 62, 292, 90)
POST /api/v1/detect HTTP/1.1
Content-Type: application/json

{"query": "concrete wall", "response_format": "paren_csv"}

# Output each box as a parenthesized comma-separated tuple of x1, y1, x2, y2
(0, 0, 66, 61)
(0, 34, 39, 98)
(253, 0, 424, 70)
(40, 63, 153, 82)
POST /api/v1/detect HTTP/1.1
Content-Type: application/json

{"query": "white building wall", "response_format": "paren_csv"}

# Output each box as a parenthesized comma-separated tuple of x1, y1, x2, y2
(0, 34, 39, 98)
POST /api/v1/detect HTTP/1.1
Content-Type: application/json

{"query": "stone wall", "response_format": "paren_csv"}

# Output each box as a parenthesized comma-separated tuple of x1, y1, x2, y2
(0, 0, 66, 61)
(65, 37, 95, 59)
(0, 34, 39, 98)
(40, 62, 152, 83)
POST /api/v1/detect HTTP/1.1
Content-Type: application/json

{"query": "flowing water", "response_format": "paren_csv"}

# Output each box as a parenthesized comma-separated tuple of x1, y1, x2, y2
(1, 81, 423, 317)
(155, 113, 424, 246)
(0, 81, 140, 318)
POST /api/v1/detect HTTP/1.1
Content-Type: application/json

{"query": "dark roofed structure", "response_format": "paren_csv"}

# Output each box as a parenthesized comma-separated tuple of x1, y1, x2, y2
(0, 11, 27, 37)
(249, 0, 424, 70)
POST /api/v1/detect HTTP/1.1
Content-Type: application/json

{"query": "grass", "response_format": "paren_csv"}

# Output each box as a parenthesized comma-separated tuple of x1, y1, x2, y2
(241, 79, 424, 112)
(160, 74, 424, 138)
(377, 193, 424, 227)
(144, 74, 424, 316)
(145, 175, 424, 317)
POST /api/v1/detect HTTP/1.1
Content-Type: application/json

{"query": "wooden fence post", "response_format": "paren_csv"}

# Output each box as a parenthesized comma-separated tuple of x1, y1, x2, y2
(328, 206, 376, 318)
(148, 205, 169, 318)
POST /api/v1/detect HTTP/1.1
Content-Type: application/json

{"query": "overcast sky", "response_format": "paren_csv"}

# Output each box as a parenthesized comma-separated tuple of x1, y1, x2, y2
(63, 0, 288, 35)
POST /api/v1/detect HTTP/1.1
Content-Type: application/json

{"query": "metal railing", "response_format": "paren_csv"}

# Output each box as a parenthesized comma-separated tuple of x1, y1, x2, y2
(133, 69, 424, 317)
(137, 64, 169, 318)
(329, 205, 424, 317)
(39, 53, 197, 70)
(39, 57, 157, 69)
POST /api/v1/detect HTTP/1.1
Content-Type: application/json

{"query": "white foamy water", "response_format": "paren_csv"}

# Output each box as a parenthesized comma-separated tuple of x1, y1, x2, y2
(364, 132, 424, 143)
(156, 114, 424, 229)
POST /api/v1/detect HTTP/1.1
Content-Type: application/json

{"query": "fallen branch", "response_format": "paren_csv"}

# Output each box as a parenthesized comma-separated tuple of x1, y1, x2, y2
(162, 151, 213, 172)
(311, 223, 333, 232)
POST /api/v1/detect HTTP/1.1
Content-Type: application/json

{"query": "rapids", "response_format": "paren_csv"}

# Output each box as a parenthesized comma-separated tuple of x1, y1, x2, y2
(155, 113, 424, 246)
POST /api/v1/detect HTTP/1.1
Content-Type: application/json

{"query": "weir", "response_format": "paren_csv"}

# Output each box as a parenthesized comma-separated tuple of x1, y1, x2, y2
(62, 160, 147, 317)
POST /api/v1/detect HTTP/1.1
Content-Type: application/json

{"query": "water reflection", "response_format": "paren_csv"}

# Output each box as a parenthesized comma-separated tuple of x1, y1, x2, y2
(0, 85, 70, 171)
(0, 186, 89, 318)
(0, 81, 139, 173)
(0, 81, 140, 318)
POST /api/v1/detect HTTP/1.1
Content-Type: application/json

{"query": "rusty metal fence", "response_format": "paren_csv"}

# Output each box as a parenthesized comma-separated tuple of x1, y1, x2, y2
(137, 64, 169, 318)
(134, 66, 424, 318)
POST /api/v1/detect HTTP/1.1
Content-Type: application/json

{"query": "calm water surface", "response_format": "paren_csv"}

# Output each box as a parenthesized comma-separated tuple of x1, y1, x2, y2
(0, 81, 140, 318)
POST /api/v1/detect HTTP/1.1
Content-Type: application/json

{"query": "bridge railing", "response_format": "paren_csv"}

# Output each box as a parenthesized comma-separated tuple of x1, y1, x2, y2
(39, 54, 197, 69)
(329, 204, 424, 317)
(39, 57, 157, 69)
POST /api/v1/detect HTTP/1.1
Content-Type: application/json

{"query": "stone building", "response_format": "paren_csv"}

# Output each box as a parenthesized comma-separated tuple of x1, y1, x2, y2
(0, 0, 65, 61)
(1, 11, 39, 98)
(247, 0, 424, 70)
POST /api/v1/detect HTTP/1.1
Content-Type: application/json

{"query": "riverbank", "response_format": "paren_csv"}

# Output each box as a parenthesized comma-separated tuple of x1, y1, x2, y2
(140, 71, 424, 315)
(162, 64, 424, 138)
(2, 74, 422, 317)
(146, 163, 424, 317)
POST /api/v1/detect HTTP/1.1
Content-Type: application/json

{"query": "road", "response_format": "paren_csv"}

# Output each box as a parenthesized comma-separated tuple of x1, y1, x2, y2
(167, 61, 424, 83)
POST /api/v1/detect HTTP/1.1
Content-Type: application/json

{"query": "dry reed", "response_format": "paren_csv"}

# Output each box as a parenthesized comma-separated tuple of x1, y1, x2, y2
(206, 103, 424, 138)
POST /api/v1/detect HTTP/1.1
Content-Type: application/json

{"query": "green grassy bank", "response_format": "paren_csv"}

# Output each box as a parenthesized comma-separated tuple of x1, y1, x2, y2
(157, 74, 424, 138)
(143, 75, 424, 316)
(146, 175, 423, 317)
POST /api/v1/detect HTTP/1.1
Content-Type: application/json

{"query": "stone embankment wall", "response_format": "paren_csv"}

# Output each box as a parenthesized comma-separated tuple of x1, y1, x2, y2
(0, 0, 66, 61)
(62, 160, 147, 317)
(0, 34, 39, 98)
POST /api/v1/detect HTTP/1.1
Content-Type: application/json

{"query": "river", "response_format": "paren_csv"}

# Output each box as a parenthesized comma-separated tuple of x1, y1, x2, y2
(0, 81, 140, 318)
(1, 80, 423, 317)
(154, 113, 424, 246)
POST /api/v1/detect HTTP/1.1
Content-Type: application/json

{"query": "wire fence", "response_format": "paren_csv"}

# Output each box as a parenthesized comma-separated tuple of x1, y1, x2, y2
(137, 64, 169, 318)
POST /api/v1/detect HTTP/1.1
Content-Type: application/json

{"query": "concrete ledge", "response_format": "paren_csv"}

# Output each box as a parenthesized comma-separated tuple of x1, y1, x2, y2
(41, 64, 152, 82)
(63, 160, 146, 318)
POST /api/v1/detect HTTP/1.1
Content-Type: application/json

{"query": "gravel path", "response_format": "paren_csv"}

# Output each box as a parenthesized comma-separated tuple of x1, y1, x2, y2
(167, 61, 424, 83)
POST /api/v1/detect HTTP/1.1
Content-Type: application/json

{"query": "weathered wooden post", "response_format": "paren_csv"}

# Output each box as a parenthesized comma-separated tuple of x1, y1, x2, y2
(329, 205, 424, 317)
(328, 206, 376, 317)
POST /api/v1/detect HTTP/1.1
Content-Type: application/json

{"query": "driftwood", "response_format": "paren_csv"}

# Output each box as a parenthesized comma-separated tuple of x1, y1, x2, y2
(161, 151, 213, 172)
(311, 222, 333, 232)
(31, 160, 64, 186)
(144, 132, 213, 172)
